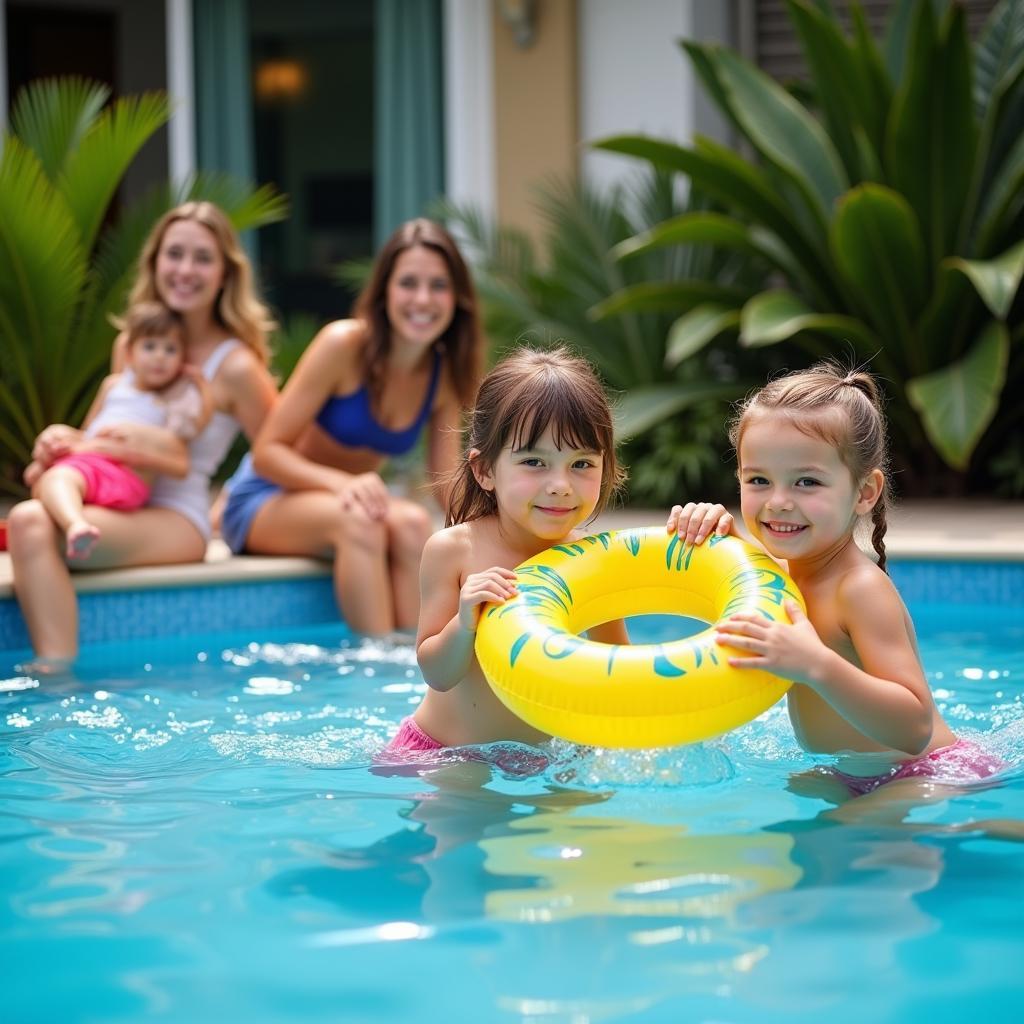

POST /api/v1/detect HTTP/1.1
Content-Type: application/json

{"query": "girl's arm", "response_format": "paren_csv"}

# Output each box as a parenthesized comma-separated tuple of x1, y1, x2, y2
(250, 321, 363, 493)
(716, 572, 933, 754)
(415, 529, 517, 692)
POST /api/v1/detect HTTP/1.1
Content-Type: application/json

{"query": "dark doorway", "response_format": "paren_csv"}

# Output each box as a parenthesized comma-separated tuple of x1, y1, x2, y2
(249, 0, 375, 324)
(6, 4, 117, 107)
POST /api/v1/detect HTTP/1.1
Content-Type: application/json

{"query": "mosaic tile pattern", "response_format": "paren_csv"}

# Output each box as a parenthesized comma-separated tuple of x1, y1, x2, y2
(0, 560, 1020, 653)
(0, 578, 338, 652)
(889, 560, 1024, 607)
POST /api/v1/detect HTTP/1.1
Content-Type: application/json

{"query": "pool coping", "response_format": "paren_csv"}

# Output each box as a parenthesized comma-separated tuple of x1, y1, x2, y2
(0, 500, 1022, 603)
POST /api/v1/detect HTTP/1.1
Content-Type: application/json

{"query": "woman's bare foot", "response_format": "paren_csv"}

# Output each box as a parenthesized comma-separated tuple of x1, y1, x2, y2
(66, 520, 100, 560)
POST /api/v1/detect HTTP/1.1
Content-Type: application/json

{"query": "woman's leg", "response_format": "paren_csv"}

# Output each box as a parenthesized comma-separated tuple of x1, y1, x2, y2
(245, 490, 395, 635)
(384, 499, 434, 631)
(7, 501, 205, 660)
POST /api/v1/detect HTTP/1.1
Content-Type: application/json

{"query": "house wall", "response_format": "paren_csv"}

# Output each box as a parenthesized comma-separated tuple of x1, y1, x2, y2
(492, 0, 578, 240)
(481, 0, 736, 239)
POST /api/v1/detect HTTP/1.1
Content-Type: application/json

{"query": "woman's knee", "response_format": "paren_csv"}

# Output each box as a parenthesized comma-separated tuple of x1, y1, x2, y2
(387, 503, 433, 559)
(7, 500, 58, 550)
(335, 506, 388, 553)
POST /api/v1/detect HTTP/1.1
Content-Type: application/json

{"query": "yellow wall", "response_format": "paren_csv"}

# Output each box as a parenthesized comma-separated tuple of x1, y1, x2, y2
(492, 0, 578, 240)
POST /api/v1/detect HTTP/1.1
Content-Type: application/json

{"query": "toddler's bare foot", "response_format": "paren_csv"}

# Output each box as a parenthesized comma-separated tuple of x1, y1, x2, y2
(66, 520, 100, 560)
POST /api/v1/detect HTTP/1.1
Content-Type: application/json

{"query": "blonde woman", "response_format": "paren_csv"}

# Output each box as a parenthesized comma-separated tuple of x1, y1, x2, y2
(9, 201, 279, 666)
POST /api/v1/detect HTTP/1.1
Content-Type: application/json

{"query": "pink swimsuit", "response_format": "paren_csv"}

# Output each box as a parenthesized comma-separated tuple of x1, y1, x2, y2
(384, 717, 445, 757)
(832, 739, 1004, 796)
(379, 716, 550, 777)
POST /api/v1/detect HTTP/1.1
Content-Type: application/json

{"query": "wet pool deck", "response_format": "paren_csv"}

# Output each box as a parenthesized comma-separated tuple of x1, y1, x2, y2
(0, 499, 1021, 604)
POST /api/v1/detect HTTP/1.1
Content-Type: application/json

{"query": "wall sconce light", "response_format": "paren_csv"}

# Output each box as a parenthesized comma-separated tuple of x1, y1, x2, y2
(498, 0, 537, 49)
(255, 59, 310, 103)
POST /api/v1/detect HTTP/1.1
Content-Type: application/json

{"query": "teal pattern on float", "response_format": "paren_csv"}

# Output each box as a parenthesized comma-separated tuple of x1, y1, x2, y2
(499, 528, 796, 680)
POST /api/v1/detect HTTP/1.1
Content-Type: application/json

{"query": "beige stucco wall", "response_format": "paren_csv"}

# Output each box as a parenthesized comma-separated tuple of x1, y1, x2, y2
(492, 0, 578, 240)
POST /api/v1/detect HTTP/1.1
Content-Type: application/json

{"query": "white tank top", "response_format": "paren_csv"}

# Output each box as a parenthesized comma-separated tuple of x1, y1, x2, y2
(147, 339, 244, 541)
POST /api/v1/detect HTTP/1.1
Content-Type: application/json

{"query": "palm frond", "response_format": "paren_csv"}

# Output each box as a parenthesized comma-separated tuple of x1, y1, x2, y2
(10, 77, 109, 182)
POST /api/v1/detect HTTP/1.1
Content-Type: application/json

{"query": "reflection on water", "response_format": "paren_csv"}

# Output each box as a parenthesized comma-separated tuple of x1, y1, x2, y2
(1, 621, 1023, 1022)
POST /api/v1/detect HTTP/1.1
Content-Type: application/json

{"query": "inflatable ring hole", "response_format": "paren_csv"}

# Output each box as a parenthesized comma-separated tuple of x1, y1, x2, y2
(621, 613, 710, 644)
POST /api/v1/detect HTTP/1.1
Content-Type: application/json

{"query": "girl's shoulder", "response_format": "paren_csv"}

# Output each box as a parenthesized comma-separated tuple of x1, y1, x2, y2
(424, 520, 473, 553)
(834, 557, 901, 615)
(421, 521, 476, 575)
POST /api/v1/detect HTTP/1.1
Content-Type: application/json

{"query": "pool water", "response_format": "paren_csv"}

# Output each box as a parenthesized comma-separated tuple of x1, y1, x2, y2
(2, 601, 1023, 1022)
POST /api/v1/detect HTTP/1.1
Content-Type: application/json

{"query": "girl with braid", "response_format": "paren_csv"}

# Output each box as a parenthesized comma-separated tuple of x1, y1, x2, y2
(669, 363, 1001, 794)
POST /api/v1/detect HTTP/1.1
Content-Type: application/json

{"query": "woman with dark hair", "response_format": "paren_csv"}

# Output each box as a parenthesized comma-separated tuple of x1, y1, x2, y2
(222, 218, 485, 635)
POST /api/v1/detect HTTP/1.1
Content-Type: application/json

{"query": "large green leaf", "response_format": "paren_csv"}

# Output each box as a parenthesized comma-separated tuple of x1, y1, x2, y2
(685, 44, 848, 229)
(848, 4, 893, 158)
(882, 0, 918, 83)
(9, 77, 108, 182)
(739, 290, 877, 350)
(785, 0, 873, 179)
(975, 124, 1024, 254)
(830, 184, 927, 341)
(0, 138, 86, 439)
(886, 2, 976, 262)
(590, 281, 750, 321)
(665, 305, 741, 366)
(613, 212, 775, 265)
(595, 134, 830, 294)
(974, 0, 1024, 118)
(613, 381, 740, 441)
(944, 238, 1024, 320)
(906, 321, 1009, 469)
(61, 91, 171, 255)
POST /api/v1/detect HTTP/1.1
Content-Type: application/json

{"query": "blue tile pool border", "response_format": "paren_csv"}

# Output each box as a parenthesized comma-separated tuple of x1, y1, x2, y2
(0, 577, 339, 653)
(1, 558, 1021, 655)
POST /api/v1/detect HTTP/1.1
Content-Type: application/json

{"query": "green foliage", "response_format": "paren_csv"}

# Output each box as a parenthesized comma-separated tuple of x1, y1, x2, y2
(594, 0, 1024, 492)
(433, 175, 766, 502)
(0, 77, 288, 496)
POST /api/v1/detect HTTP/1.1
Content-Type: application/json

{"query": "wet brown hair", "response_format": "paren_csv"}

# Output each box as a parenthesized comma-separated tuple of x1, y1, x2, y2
(353, 218, 483, 412)
(446, 346, 626, 527)
(730, 361, 893, 571)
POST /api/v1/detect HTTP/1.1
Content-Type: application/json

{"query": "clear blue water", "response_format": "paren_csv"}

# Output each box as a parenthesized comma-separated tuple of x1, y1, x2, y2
(2, 601, 1023, 1023)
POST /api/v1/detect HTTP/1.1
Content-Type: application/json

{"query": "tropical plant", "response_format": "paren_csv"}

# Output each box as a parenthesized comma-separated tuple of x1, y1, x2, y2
(594, 0, 1024, 493)
(434, 174, 774, 500)
(0, 77, 288, 495)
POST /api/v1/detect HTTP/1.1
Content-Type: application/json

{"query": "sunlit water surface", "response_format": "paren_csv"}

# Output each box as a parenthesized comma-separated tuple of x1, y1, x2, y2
(2, 605, 1023, 1023)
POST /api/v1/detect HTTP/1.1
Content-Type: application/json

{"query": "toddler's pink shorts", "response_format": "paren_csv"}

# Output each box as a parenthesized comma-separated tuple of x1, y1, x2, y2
(52, 453, 150, 511)
(833, 739, 1004, 796)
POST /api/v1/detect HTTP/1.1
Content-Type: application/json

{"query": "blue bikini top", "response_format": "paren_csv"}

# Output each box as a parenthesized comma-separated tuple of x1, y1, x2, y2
(314, 350, 442, 456)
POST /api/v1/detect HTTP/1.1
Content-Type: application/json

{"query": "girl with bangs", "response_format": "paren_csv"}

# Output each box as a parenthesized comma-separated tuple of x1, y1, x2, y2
(385, 346, 628, 754)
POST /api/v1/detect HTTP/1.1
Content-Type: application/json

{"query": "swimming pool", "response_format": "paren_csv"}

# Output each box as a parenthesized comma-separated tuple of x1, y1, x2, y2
(2, 562, 1023, 1022)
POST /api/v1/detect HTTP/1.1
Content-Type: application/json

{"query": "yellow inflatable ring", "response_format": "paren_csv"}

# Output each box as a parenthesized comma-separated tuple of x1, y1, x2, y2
(475, 527, 804, 748)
